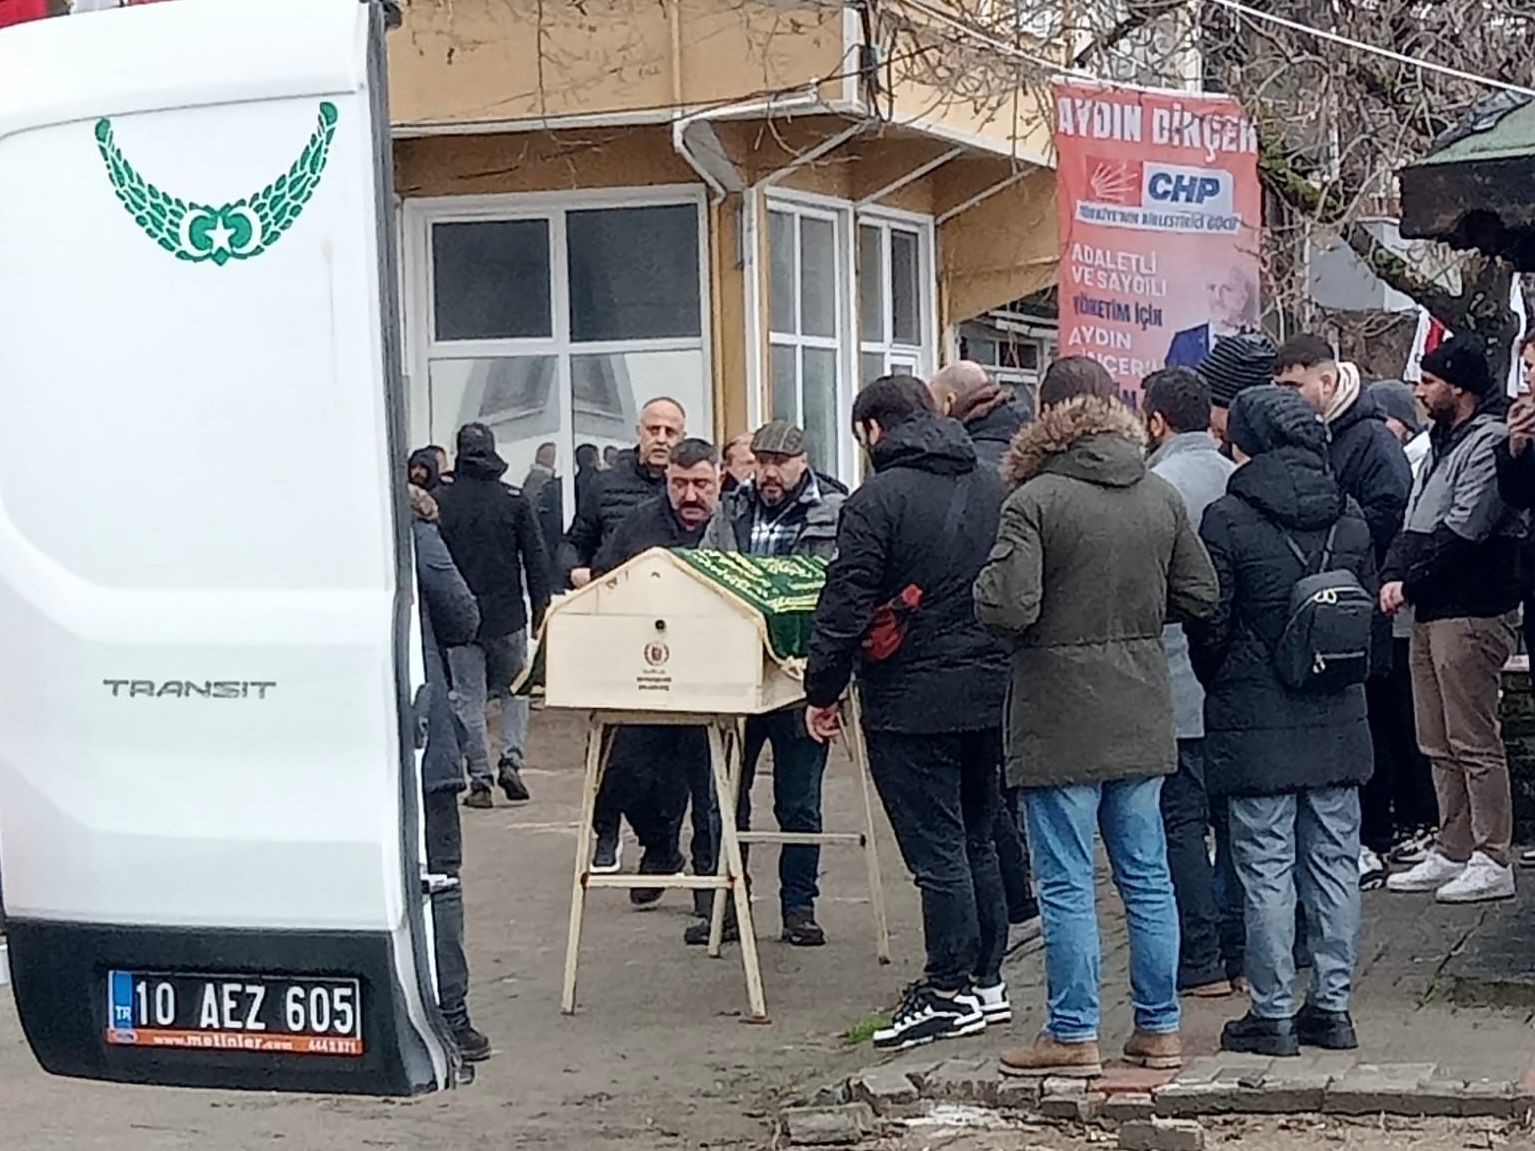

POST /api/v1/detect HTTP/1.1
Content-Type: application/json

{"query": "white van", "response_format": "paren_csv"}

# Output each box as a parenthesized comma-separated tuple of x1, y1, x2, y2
(0, 0, 454, 1095)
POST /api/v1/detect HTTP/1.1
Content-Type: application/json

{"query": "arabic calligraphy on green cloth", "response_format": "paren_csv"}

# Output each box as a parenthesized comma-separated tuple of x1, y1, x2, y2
(672, 550, 827, 662)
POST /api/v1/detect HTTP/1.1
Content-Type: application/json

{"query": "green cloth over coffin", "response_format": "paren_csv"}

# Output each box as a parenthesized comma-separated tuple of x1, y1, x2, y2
(671, 550, 827, 662)
(512, 548, 826, 695)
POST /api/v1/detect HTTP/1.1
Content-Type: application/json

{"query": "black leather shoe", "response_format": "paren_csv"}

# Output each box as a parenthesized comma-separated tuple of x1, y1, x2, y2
(452, 1024, 493, 1063)
(1295, 1003, 1358, 1050)
(683, 912, 739, 946)
(781, 908, 826, 947)
(496, 760, 531, 803)
(1220, 1012, 1301, 1057)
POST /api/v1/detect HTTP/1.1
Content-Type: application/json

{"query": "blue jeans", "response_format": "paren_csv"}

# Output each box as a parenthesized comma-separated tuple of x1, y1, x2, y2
(739, 709, 828, 915)
(1023, 777, 1180, 1042)
(447, 629, 529, 788)
(1228, 787, 1361, 1019)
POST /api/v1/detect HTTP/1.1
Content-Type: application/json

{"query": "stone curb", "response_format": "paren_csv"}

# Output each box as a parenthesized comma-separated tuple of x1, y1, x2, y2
(816, 1056, 1535, 1127)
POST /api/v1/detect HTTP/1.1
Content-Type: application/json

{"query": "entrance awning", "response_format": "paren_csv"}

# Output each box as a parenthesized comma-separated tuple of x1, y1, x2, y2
(1399, 92, 1535, 270)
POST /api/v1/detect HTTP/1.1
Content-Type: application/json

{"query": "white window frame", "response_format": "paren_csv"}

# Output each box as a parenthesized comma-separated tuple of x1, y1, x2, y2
(855, 208, 937, 386)
(764, 193, 855, 483)
(760, 191, 938, 488)
(401, 187, 712, 519)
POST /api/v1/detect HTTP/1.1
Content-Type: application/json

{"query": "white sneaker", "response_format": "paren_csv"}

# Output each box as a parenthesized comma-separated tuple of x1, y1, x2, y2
(1386, 850, 1466, 893)
(1359, 847, 1387, 891)
(1390, 830, 1436, 866)
(1434, 852, 1515, 904)
(972, 980, 1012, 1024)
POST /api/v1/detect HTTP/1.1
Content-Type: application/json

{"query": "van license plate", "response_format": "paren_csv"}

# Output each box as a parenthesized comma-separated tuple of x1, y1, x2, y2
(105, 970, 363, 1055)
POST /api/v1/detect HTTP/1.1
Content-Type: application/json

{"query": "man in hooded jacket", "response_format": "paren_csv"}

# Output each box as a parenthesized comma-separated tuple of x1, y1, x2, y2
(434, 423, 552, 808)
(409, 483, 491, 1062)
(1188, 386, 1377, 1058)
(976, 357, 1217, 1080)
(803, 375, 1011, 1053)
(1274, 337, 1411, 883)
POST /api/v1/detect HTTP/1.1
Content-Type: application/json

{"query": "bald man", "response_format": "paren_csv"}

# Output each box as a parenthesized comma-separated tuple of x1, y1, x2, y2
(562, 396, 687, 589)
(927, 361, 1042, 953)
(928, 361, 1027, 473)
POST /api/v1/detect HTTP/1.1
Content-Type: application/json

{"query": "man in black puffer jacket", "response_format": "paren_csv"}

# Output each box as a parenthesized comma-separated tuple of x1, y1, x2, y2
(561, 397, 687, 588)
(804, 375, 1010, 1053)
(1188, 386, 1377, 1061)
(1275, 336, 1411, 880)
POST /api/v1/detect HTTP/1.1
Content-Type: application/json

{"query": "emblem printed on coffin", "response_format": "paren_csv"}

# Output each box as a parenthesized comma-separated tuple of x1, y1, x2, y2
(94, 102, 339, 265)
(643, 641, 671, 668)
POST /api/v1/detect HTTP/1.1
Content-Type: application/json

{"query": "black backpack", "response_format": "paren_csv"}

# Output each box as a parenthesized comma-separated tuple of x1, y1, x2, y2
(1271, 522, 1374, 693)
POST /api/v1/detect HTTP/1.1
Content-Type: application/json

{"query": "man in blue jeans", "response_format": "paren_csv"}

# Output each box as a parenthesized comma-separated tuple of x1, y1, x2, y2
(974, 357, 1218, 1077)
(700, 420, 846, 947)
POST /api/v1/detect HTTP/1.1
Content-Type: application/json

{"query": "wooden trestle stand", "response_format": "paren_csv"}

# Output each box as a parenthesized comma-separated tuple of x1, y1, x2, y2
(536, 549, 890, 1021)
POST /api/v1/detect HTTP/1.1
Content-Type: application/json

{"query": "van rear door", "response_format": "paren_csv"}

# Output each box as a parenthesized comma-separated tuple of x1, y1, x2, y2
(0, 0, 452, 1095)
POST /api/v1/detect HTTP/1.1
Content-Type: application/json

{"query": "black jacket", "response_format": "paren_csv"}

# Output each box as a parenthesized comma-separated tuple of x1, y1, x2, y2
(1327, 389, 1411, 676)
(805, 415, 1008, 732)
(964, 403, 1025, 475)
(592, 495, 709, 576)
(562, 448, 667, 582)
(412, 519, 479, 794)
(434, 442, 552, 640)
(1187, 446, 1377, 798)
(1327, 389, 1412, 563)
(1495, 437, 1535, 510)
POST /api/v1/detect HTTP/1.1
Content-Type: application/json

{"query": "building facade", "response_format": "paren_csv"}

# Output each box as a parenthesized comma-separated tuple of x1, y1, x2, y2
(387, 0, 1062, 497)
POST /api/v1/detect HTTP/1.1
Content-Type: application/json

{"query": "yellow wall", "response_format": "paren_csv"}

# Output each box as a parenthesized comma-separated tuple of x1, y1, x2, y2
(395, 127, 699, 197)
(394, 124, 1060, 436)
(389, 0, 848, 129)
(938, 164, 1058, 327)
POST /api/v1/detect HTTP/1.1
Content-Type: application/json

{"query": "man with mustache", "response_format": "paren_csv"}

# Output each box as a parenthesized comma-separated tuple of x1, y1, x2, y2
(590, 439, 724, 905)
(700, 421, 846, 948)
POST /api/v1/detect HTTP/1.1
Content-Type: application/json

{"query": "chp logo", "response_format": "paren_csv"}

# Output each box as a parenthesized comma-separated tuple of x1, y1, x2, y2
(1086, 157, 1234, 214)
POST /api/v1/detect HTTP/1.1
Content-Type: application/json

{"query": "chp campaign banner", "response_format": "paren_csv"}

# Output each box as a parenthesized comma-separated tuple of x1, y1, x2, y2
(1055, 82, 1263, 400)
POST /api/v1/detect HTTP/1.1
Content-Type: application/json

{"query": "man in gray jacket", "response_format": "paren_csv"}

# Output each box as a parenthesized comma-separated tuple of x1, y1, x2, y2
(1143, 368, 1237, 997)
(698, 421, 845, 947)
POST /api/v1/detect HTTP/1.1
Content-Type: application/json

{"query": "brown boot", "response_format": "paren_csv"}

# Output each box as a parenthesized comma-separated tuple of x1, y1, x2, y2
(999, 1034, 1102, 1079)
(1184, 978, 1234, 999)
(1122, 1029, 1183, 1070)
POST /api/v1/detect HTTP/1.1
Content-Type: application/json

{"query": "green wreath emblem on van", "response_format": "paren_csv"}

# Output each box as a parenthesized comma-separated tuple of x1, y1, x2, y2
(94, 102, 339, 266)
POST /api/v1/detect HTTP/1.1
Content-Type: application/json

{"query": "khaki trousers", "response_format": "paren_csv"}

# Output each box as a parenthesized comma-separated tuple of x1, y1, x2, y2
(1410, 614, 1518, 867)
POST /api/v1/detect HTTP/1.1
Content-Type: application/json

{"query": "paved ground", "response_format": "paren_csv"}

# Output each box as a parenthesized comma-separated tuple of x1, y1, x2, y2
(3, 706, 1535, 1149)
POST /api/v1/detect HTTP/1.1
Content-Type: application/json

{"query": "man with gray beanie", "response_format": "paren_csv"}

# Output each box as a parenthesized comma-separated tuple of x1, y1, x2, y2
(1196, 334, 1278, 451)
(1383, 339, 1526, 904)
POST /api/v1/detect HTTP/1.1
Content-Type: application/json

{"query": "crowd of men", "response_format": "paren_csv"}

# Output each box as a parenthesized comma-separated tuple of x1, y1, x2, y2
(402, 328, 1535, 1072)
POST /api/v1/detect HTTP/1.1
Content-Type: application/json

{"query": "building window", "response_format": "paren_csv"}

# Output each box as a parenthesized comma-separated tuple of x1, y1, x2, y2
(857, 218, 932, 388)
(767, 204, 845, 475)
(408, 193, 710, 524)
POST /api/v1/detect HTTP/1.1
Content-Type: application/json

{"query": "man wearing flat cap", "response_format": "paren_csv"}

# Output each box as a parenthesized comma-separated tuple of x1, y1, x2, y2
(700, 420, 848, 948)
(1382, 339, 1527, 904)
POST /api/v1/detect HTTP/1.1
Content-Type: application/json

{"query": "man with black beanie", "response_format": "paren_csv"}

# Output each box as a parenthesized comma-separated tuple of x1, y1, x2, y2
(1196, 334, 1277, 451)
(1383, 339, 1526, 904)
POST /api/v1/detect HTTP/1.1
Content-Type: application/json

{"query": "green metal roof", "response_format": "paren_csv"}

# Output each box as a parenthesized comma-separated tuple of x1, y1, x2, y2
(1413, 94, 1535, 168)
